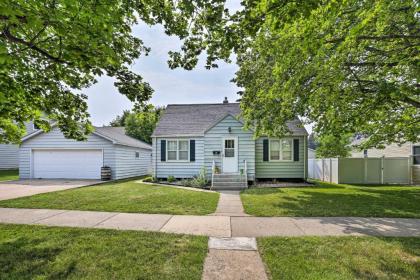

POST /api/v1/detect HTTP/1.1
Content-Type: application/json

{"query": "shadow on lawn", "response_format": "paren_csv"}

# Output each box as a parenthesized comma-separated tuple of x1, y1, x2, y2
(0, 236, 74, 279)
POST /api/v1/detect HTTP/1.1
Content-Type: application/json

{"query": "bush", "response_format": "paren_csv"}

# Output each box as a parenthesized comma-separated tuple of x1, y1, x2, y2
(143, 176, 157, 183)
(181, 179, 193, 188)
(167, 176, 176, 183)
(191, 167, 208, 188)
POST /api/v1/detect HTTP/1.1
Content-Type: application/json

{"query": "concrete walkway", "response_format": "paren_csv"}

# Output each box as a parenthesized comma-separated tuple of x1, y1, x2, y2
(1, 208, 420, 237)
(210, 191, 249, 217)
(203, 237, 268, 280)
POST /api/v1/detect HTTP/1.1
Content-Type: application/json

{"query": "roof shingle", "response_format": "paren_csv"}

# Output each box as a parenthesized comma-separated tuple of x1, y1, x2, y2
(152, 103, 307, 137)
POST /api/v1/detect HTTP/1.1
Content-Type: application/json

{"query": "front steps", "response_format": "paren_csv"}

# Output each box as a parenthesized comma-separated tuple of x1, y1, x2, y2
(211, 173, 248, 190)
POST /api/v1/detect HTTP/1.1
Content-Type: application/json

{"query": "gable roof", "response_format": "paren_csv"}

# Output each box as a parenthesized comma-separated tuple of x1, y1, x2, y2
(152, 103, 308, 137)
(94, 127, 152, 150)
(22, 125, 152, 150)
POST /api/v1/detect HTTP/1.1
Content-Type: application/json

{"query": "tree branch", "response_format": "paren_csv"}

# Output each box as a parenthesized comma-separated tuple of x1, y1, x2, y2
(401, 96, 420, 108)
(1, 27, 64, 63)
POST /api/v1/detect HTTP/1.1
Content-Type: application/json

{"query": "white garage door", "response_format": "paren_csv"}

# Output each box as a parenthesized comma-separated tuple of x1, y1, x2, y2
(33, 149, 103, 179)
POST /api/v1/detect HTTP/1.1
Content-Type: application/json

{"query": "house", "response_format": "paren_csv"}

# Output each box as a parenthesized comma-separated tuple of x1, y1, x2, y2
(351, 138, 420, 162)
(151, 99, 308, 188)
(20, 126, 152, 180)
(0, 122, 39, 170)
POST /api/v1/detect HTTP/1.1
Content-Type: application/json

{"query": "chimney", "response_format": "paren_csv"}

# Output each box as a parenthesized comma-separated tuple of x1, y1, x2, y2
(223, 97, 229, 104)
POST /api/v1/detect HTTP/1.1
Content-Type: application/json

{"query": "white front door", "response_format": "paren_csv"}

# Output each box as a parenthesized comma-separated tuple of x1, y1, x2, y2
(33, 149, 103, 179)
(222, 137, 238, 173)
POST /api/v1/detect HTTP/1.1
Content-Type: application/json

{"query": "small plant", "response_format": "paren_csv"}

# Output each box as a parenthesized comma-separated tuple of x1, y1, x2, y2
(191, 167, 208, 188)
(167, 176, 176, 183)
(181, 179, 193, 188)
(143, 176, 158, 183)
(214, 166, 220, 174)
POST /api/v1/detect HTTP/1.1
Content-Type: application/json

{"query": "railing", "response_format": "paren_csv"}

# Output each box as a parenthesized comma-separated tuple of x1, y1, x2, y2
(244, 160, 248, 188)
(211, 160, 216, 190)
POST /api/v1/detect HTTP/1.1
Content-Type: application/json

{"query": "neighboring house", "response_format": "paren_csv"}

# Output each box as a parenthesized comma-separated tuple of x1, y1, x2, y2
(20, 126, 152, 180)
(151, 99, 308, 183)
(351, 138, 420, 160)
(0, 122, 38, 170)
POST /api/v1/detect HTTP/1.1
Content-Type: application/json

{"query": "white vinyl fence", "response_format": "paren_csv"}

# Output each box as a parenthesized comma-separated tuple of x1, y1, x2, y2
(309, 157, 417, 185)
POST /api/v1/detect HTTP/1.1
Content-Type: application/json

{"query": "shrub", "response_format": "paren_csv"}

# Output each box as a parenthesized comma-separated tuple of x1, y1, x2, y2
(181, 179, 193, 188)
(167, 176, 176, 183)
(191, 167, 208, 188)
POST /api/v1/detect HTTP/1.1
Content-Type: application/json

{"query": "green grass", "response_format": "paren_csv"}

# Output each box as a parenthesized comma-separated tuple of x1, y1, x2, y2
(0, 180, 219, 215)
(241, 181, 420, 217)
(0, 224, 207, 280)
(258, 236, 420, 280)
(0, 169, 18, 182)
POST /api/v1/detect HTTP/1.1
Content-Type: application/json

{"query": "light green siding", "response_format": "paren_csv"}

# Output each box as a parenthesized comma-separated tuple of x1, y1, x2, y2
(204, 115, 255, 180)
(255, 137, 306, 179)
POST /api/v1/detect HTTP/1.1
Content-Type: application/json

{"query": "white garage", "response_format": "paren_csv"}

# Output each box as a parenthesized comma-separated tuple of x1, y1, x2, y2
(33, 149, 103, 179)
(20, 126, 152, 180)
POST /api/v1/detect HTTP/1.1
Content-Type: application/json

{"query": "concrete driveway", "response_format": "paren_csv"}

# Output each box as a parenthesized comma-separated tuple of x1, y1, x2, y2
(0, 179, 101, 201)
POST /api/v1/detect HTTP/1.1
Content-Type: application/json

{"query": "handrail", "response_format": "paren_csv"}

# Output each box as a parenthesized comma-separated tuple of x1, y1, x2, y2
(211, 160, 216, 190)
(244, 159, 248, 188)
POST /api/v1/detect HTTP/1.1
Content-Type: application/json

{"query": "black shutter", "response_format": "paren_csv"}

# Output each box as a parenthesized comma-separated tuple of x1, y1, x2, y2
(190, 140, 195, 162)
(293, 139, 299, 161)
(161, 140, 166, 162)
(263, 139, 269, 161)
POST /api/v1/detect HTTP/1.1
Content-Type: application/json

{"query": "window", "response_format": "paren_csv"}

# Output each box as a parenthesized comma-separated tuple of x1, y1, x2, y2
(178, 140, 189, 160)
(167, 140, 178, 161)
(33, 123, 40, 130)
(167, 139, 189, 161)
(414, 146, 420, 165)
(281, 139, 292, 160)
(135, 152, 139, 158)
(269, 139, 293, 161)
(270, 140, 280, 160)
(224, 139, 235, 157)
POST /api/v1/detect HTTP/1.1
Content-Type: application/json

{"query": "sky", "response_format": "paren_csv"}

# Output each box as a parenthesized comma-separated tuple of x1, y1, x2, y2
(84, 2, 313, 133)
(85, 23, 241, 127)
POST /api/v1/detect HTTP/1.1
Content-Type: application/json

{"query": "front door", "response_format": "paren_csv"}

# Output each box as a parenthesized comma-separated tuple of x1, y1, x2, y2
(222, 137, 238, 173)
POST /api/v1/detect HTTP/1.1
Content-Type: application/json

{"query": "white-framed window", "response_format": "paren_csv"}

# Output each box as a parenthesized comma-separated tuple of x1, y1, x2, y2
(413, 146, 420, 165)
(167, 139, 189, 161)
(269, 138, 293, 161)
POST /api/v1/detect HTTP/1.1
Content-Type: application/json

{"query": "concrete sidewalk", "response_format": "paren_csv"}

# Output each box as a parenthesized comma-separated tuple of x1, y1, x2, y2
(1, 208, 419, 237)
(210, 191, 249, 217)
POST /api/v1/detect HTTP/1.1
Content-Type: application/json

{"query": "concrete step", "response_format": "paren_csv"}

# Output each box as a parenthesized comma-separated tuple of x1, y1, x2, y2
(212, 178, 247, 183)
(212, 183, 247, 190)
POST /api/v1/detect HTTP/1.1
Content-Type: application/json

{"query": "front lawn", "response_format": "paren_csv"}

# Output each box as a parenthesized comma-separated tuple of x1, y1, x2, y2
(0, 180, 219, 215)
(0, 224, 207, 280)
(258, 236, 420, 280)
(0, 169, 18, 182)
(241, 181, 420, 217)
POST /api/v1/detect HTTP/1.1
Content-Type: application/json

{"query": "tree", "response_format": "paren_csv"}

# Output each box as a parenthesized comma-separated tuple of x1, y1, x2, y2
(315, 134, 352, 158)
(0, 0, 227, 143)
(168, 0, 420, 149)
(124, 105, 163, 144)
(109, 110, 131, 127)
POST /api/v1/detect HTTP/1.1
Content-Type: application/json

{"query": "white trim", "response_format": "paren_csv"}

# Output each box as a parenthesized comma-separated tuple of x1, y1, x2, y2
(165, 139, 190, 162)
(268, 138, 294, 162)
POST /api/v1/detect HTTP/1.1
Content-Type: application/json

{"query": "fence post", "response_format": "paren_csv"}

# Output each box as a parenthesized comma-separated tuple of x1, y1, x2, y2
(409, 156, 412, 184)
(364, 157, 368, 184)
(330, 158, 332, 183)
(381, 156, 384, 184)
